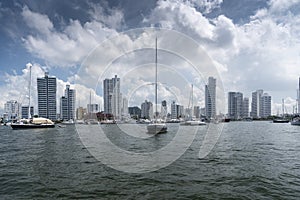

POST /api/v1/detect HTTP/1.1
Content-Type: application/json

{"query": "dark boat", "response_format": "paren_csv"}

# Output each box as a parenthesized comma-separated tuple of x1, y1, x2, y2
(223, 118, 230, 122)
(11, 118, 55, 130)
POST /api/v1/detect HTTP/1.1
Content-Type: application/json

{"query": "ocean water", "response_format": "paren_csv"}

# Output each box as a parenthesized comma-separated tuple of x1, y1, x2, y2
(0, 121, 300, 199)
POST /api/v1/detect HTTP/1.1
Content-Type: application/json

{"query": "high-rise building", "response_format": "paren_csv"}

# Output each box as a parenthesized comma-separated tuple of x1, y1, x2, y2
(242, 97, 249, 118)
(228, 92, 237, 119)
(4, 100, 21, 120)
(121, 97, 128, 116)
(261, 93, 271, 118)
(228, 92, 243, 120)
(205, 77, 216, 119)
(194, 106, 200, 118)
(141, 100, 153, 119)
(76, 107, 87, 120)
(103, 75, 121, 119)
(60, 96, 68, 120)
(87, 104, 99, 113)
(60, 85, 75, 120)
(128, 106, 141, 118)
(177, 105, 184, 118)
(171, 101, 177, 119)
(21, 106, 34, 119)
(37, 72, 57, 121)
(251, 89, 263, 118)
(161, 100, 167, 118)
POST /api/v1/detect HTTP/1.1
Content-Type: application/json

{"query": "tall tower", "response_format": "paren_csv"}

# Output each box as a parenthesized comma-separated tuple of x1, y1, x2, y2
(37, 72, 57, 120)
(251, 89, 263, 118)
(103, 75, 121, 119)
(228, 92, 237, 119)
(205, 77, 216, 119)
(242, 97, 249, 118)
(228, 92, 243, 120)
(171, 101, 177, 119)
(161, 100, 167, 119)
(60, 85, 75, 120)
(141, 100, 153, 119)
(261, 93, 271, 118)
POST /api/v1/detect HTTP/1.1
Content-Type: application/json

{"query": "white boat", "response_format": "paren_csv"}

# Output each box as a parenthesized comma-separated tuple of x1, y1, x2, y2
(100, 120, 116, 124)
(11, 64, 55, 130)
(180, 84, 206, 126)
(291, 117, 300, 126)
(61, 119, 75, 125)
(147, 38, 167, 134)
(180, 120, 206, 126)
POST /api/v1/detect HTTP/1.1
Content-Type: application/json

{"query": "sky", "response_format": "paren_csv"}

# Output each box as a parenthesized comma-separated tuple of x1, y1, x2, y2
(0, 0, 300, 115)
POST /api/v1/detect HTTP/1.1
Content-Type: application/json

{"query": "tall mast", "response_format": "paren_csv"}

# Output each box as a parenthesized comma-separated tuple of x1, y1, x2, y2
(155, 37, 158, 121)
(282, 98, 285, 116)
(191, 84, 193, 117)
(28, 65, 32, 119)
(89, 90, 92, 119)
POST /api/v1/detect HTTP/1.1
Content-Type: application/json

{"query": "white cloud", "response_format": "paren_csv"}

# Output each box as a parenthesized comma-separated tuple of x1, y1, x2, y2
(11, 0, 300, 116)
(21, 6, 120, 67)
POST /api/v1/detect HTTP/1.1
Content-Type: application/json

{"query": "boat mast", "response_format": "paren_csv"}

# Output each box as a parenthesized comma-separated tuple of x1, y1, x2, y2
(155, 37, 158, 122)
(282, 98, 285, 117)
(191, 84, 193, 118)
(28, 64, 32, 119)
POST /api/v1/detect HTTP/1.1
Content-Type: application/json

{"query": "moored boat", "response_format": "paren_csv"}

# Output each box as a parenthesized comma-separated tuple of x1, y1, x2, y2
(291, 117, 300, 126)
(11, 118, 55, 129)
(273, 118, 290, 123)
(147, 38, 167, 134)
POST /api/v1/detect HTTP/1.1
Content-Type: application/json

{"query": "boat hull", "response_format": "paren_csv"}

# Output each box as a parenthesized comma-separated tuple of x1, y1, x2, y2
(11, 124, 55, 129)
(291, 121, 300, 126)
(180, 121, 206, 126)
(273, 119, 289, 123)
(147, 124, 167, 134)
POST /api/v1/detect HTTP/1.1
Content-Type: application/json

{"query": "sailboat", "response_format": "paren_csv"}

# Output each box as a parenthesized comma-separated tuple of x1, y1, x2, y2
(180, 84, 206, 126)
(147, 38, 167, 134)
(273, 99, 289, 123)
(11, 65, 55, 129)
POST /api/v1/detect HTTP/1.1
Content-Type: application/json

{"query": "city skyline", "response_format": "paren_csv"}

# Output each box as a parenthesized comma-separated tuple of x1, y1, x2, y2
(2, 73, 300, 120)
(1, 1, 300, 115)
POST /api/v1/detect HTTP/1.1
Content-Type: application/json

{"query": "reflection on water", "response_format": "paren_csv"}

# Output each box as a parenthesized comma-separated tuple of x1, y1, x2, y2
(0, 122, 300, 199)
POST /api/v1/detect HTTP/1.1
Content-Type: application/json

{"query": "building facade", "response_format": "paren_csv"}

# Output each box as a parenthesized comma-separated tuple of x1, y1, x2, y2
(21, 106, 34, 119)
(37, 72, 57, 120)
(128, 106, 141, 118)
(261, 93, 272, 118)
(103, 75, 121, 119)
(60, 85, 75, 121)
(4, 100, 21, 120)
(205, 77, 216, 119)
(171, 101, 177, 119)
(251, 89, 263, 118)
(161, 100, 167, 119)
(242, 97, 249, 118)
(76, 107, 87, 120)
(141, 100, 153, 119)
(228, 92, 244, 120)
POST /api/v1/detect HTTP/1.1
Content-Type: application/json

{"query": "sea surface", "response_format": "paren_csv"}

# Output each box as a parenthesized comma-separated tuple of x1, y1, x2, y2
(0, 121, 300, 199)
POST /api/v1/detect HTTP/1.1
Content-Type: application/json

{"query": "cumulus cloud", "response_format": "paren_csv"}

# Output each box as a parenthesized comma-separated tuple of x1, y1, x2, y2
(7, 0, 300, 115)
(21, 5, 120, 67)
